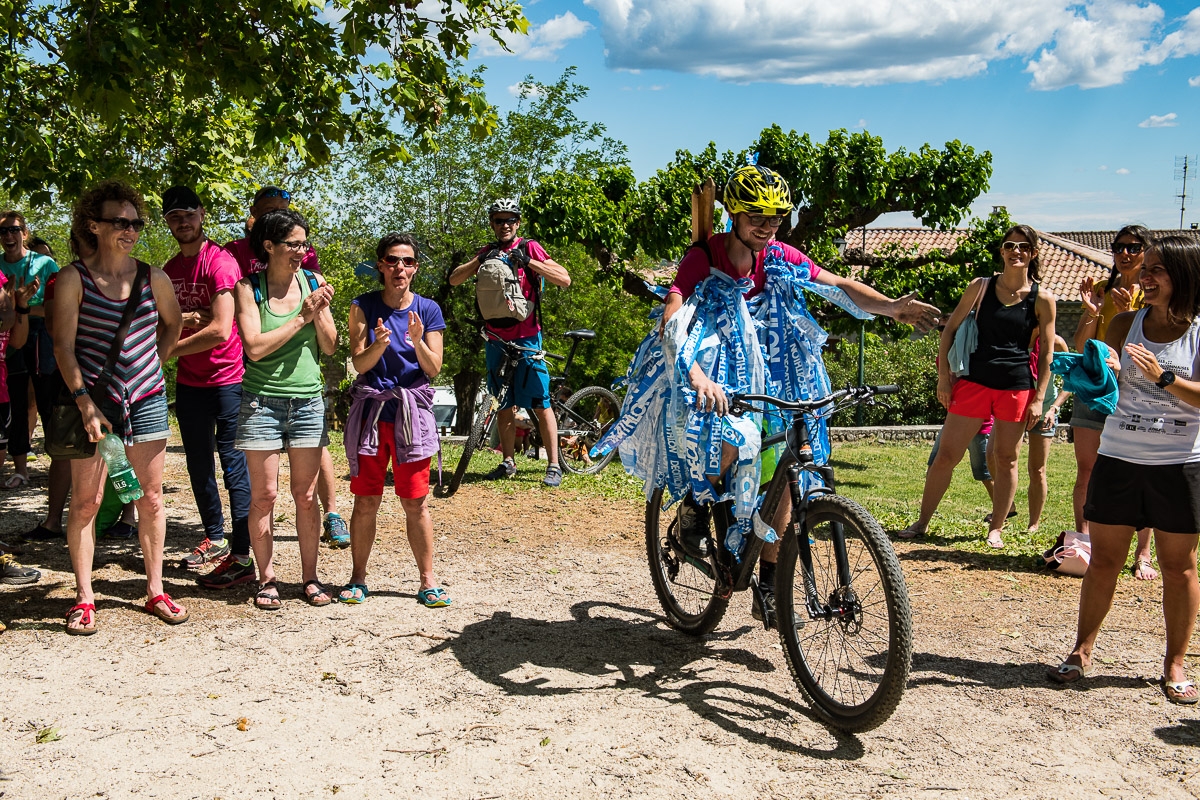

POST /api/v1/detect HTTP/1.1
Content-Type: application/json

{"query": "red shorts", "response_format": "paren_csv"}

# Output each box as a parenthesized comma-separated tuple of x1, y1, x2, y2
(948, 379, 1035, 424)
(350, 422, 432, 499)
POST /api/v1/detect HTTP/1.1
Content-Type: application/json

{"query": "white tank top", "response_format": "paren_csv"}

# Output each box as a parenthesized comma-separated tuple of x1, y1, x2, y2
(1098, 308, 1200, 464)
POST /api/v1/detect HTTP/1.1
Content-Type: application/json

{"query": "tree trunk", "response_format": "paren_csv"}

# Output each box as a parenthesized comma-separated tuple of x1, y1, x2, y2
(452, 368, 482, 435)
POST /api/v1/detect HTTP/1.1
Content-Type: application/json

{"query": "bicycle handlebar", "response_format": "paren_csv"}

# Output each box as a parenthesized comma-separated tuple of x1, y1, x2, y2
(730, 384, 898, 416)
(480, 329, 565, 361)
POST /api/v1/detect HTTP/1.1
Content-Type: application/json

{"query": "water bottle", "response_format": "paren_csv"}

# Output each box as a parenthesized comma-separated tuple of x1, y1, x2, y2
(98, 433, 143, 503)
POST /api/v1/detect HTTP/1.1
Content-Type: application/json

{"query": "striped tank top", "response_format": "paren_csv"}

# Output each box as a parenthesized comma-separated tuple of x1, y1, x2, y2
(75, 262, 166, 413)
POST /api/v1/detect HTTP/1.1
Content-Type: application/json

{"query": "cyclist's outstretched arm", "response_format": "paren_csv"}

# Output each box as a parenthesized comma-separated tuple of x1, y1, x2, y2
(449, 255, 480, 286)
(814, 270, 941, 333)
(528, 256, 570, 288)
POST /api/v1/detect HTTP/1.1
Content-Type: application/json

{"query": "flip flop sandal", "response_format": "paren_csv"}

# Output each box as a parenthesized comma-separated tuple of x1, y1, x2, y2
(300, 580, 332, 607)
(986, 531, 1005, 549)
(1047, 661, 1090, 684)
(65, 602, 98, 636)
(1163, 679, 1200, 705)
(417, 587, 452, 608)
(3, 473, 29, 489)
(255, 580, 282, 611)
(337, 583, 369, 604)
(145, 593, 190, 625)
(1132, 559, 1159, 581)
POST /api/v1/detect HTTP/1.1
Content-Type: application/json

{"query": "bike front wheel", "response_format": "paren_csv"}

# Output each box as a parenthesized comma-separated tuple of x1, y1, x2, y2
(645, 487, 728, 635)
(775, 494, 912, 732)
(556, 385, 621, 475)
(438, 392, 495, 497)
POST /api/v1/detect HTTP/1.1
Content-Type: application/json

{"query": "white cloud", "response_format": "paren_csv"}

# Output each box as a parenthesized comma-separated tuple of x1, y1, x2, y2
(1116, 168, 1131, 174)
(1190, 75, 1200, 86)
(507, 82, 547, 98)
(856, 119, 868, 128)
(476, 12, 592, 61)
(1099, 165, 1108, 170)
(1139, 112, 1178, 127)
(581, 1, 1200, 89)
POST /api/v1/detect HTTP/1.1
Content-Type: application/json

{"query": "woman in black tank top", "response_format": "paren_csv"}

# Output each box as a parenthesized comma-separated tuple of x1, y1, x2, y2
(899, 224, 1057, 549)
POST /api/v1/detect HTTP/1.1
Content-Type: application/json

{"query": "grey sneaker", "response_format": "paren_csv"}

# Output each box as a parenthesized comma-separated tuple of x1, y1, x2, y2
(0, 553, 41, 585)
(543, 464, 563, 487)
(485, 460, 518, 480)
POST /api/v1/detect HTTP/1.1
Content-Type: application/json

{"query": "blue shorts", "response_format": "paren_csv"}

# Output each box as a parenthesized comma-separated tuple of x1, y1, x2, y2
(236, 393, 329, 451)
(486, 333, 551, 411)
(97, 390, 170, 444)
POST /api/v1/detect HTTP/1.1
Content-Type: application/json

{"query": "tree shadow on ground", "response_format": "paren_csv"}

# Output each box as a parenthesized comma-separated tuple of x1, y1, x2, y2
(428, 600, 866, 759)
(1155, 718, 1200, 747)
(895, 545, 1052, 575)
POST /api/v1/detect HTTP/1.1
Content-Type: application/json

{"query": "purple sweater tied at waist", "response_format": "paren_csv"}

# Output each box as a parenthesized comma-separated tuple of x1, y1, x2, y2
(346, 381, 440, 478)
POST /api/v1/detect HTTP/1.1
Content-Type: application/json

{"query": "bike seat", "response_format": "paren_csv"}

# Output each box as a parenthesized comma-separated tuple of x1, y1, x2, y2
(563, 329, 596, 340)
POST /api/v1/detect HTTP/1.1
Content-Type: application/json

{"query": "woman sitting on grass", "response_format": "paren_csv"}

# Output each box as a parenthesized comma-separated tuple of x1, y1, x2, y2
(1049, 236, 1200, 704)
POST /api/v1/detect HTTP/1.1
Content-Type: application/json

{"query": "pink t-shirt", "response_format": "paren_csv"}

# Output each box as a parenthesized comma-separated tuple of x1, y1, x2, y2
(164, 239, 245, 387)
(223, 237, 321, 279)
(0, 271, 8, 403)
(669, 233, 822, 301)
(476, 237, 551, 341)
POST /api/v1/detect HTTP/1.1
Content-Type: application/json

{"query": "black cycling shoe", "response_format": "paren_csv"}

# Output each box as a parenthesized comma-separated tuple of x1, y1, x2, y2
(751, 578, 777, 630)
(676, 495, 711, 560)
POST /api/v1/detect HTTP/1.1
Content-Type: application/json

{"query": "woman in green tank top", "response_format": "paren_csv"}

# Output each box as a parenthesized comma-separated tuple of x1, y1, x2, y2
(233, 209, 338, 610)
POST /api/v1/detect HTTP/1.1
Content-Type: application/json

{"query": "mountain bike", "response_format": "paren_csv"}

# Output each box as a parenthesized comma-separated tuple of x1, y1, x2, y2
(645, 384, 912, 732)
(437, 329, 621, 497)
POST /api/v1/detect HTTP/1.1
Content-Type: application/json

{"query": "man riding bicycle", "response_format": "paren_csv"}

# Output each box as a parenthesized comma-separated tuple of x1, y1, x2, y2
(601, 164, 940, 624)
(449, 199, 572, 487)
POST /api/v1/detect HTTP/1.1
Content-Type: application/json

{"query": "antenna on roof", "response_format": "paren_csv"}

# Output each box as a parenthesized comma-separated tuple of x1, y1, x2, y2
(1176, 156, 1197, 230)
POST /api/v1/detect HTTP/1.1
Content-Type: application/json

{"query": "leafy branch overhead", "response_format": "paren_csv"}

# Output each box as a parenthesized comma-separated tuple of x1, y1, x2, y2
(1, 0, 529, 206)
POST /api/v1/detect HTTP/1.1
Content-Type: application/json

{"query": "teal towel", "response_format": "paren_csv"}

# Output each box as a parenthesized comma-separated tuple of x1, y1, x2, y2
(1051, 340, 1118, 415)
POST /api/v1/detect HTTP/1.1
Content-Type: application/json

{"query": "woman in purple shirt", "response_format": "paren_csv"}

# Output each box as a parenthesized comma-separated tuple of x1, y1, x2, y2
(340, 233, 449, 607)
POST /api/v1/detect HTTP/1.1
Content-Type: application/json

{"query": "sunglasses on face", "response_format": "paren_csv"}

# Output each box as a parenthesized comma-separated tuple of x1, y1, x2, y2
(0, 225, 24, 236)
(746, 214, 785, 229)
(380, 254, 419, 268)
(1111, 242, 1145, 255)
(490, 216, 520, 226)
(259, 188, 291, 201)
(1001, 241, 1032, 253)
(273, 239, 309, 252)
(95, 217, 146, 232)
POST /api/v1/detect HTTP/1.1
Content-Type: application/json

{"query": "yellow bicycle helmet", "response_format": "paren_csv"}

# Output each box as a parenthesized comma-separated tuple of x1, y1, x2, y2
(722, 165, 792, 216)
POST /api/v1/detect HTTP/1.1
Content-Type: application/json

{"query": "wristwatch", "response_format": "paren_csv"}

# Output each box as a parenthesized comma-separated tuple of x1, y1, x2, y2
(1157, 370, 1176, 389)
(14, 304, 29, 315)
(71, 386, 89, 399)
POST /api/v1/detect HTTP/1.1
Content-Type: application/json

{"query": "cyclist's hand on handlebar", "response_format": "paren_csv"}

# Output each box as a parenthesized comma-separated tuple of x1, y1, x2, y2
(691, 374, 729, 416)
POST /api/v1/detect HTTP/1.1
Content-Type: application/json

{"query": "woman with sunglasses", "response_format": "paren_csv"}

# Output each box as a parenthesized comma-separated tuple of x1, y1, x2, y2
(900, 224, 1056, 548)
(53, 180, 184, 634)
(339, 233, 448, 607)
(233, 208, 337, 610)
(1049, 236, 1200, 703)
(1070, 225, 1157, 580)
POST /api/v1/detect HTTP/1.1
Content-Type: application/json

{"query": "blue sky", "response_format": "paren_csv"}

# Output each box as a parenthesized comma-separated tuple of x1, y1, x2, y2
(465, 0, 1200, 232)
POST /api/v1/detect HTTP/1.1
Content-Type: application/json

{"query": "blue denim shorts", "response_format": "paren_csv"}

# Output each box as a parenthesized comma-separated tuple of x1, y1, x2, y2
(97, 390, 170, 444)
(236, 393, 329, 451)
(486, 334, 551, 410)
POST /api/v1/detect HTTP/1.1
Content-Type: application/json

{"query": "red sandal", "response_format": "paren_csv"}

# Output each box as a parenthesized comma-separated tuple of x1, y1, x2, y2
(144, 593, 189, 625)
(65, 602, 97, 636)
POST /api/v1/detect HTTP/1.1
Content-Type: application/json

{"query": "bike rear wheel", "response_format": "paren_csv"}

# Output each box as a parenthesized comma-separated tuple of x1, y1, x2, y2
(557, 385, 620, 475)
(438, 392, 495, 497)
(645, 487, 728, 635)
(775, 494, 912, 732)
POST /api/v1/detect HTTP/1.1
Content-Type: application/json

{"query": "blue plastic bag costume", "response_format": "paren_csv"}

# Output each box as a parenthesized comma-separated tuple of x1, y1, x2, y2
(594, 243, 872, 558)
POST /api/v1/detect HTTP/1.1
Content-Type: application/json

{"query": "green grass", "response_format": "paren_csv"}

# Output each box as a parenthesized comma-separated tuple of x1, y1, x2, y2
(435, 442, 648, 501)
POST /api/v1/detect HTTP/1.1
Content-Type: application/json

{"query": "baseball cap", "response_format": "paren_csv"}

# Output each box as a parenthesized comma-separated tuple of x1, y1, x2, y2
(162, 186, 202, 215)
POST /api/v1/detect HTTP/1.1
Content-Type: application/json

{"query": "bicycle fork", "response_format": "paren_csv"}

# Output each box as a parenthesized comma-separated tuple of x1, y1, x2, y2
(788, 460, 858, 627)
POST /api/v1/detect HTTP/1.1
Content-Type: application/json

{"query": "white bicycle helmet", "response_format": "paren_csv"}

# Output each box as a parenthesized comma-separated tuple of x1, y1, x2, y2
(488, 198, 521, 219)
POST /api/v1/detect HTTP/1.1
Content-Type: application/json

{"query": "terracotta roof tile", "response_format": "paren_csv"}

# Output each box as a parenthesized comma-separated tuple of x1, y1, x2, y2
(1053, 230, 1200, 250)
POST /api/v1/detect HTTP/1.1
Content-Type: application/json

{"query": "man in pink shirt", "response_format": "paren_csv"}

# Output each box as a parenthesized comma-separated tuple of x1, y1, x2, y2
(223, 185, 348, 547)
(162, 186, 254, 587)
(450, 199, 572, 487)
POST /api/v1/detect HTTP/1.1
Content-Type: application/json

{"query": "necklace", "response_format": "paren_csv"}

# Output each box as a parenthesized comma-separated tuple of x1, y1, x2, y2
(996, 275, 1028, 301)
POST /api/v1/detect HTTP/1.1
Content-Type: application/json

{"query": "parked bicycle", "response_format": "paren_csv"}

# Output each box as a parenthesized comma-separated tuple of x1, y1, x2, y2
(437, 329, 621, 497)
(646, 384, 912, 732)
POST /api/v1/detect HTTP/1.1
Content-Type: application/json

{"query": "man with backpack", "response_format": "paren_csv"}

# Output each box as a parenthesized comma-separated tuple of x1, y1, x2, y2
(449, 199, 571, 487)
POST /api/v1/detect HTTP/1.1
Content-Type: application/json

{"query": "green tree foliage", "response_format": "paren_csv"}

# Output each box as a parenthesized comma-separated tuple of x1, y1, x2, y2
(824, 334, 943, 425)
(311, 70, 636, 430)
(1, 0, 528, 209)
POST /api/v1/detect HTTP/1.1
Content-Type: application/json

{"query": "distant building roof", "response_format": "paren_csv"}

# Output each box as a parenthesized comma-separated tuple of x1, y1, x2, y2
(847, 227, 1115, 300)
(1053, 229, 1200, 251)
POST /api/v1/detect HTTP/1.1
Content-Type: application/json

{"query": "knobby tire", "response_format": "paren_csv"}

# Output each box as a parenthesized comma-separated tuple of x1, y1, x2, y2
(557, 385, 621, 475)
(439, 392, 495, 498)
(645, 486, 728, 635)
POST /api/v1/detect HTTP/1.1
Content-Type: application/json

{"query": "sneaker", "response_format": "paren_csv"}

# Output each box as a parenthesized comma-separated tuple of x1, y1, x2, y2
(543, 463, 563, 488)
(484, 460, 517, 480)
(101, 521, 137, 540)
(0, 553, 40, 585)
(752, 582, 776, 629)
(676, 494, 711, 559)
(179, 538, 230, 571)
(322, 513, 350, 549)
(197, 553, 257, 589)
(19, 524, 64, 542)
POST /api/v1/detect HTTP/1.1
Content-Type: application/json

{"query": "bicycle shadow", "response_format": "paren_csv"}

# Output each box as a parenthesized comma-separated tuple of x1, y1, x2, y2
(428, 600, 866, 758)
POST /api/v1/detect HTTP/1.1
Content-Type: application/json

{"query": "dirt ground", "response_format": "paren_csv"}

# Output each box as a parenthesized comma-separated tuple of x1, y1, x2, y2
(3, 442, 1200, 800)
